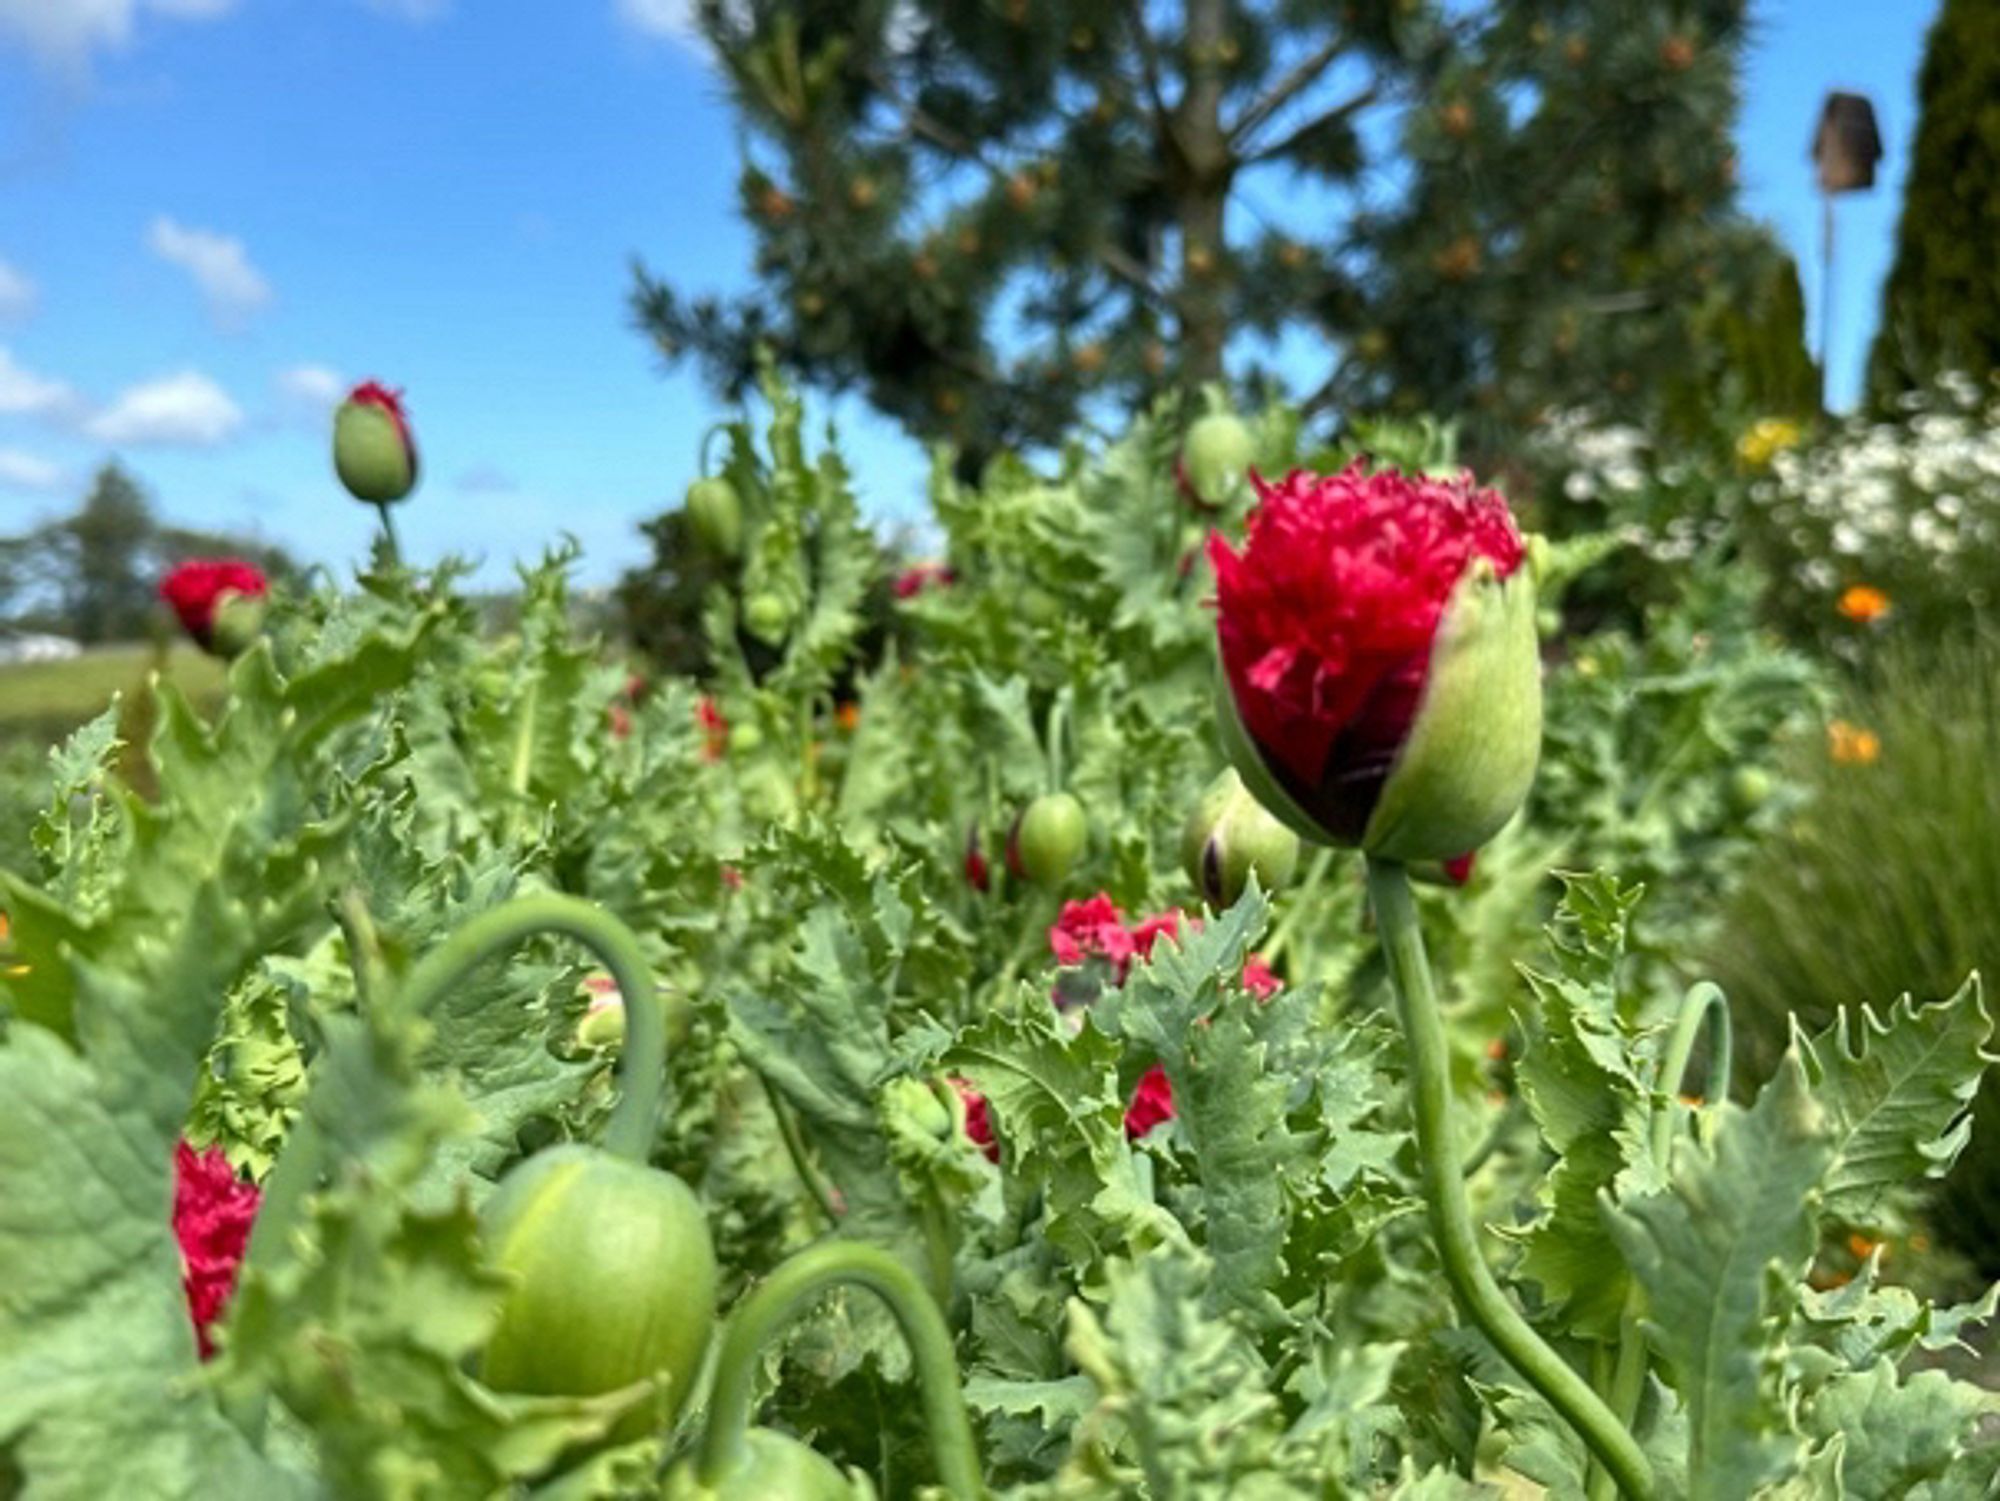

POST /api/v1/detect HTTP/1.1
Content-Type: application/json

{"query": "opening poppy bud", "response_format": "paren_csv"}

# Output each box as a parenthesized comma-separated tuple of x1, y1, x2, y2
(1210, 464, 1542, 863)
(1180, 766, 1300, 908)
(1180, 410, 1254, 508)
(1005, 792, 1088, 885)
(160, 559, 270, 657)
(576, 975, 626, 1049)
(481, 1146, 718, 1439)
(685, 476, 743, 559)
(333, 381, 419, 504)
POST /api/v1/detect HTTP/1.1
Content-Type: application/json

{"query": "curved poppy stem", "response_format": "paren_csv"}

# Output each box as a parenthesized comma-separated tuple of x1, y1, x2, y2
(393, 894, 666, 1162)
(695, 1241, 983, 1499)
(1365, 858, 1654, 1500)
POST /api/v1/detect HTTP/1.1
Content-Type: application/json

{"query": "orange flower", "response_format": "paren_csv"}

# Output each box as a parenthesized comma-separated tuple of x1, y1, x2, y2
(1846, 1232, 1884, 1261)
(1827, 720, 1880, 766)
(1837, 585, 1891, 624)
(835, 702, 861, 734)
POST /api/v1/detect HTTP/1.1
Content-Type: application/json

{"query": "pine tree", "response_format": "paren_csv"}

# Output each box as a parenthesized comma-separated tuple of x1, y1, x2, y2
(1865, 0, 2000, 406)
(1350, 0, 1801, 451)
(635, 1, 1427, 469)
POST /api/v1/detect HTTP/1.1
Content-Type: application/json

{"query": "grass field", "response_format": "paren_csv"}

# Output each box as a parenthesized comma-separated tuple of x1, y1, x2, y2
(0, 642, 230, 748)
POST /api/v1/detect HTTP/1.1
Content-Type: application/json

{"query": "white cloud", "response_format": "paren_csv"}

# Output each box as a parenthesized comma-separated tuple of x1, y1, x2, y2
(276, 363, 344, 410)
(0, 448, 64, 491)
(615, 0, 696, 42)
(146, 216, 272, 325)
(0, 347, 81, 420)
(0, 260, 36, 323)
(0, 0, 236, 70)
(87, 370, 243, 446)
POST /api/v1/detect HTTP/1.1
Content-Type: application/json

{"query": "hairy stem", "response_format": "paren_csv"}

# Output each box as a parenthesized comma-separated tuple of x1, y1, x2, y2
(1366, 857, 1653, 1499)
(695, 1240, 984, 1499)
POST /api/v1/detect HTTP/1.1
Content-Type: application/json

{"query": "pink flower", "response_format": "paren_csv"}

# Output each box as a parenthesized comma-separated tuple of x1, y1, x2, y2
(1124, 1064, 1175, 1139)
(172, 1140, 259, 1359)
(893, 562, 955, 600)
(1241, 956, 1281, 999)
(1209, 464, 1524, 844)
(159, 559, 269, 650)
(1049, 894, 1137, 975)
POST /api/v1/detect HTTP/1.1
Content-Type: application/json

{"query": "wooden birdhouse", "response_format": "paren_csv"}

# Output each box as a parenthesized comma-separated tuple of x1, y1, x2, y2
(1812, 91, 1883, 194)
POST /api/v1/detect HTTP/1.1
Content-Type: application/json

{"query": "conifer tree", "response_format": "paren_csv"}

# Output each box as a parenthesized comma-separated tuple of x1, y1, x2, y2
(1865, 0, 2000, 406)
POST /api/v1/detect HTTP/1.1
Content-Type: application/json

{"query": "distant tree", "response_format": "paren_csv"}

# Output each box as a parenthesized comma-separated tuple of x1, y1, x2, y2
(635, 0, 1424, 472)
(61, 465, 156, 644)
(1352, 0, 1805, 452)
(1865, 0, 2000, 406)
(0, 464, 297, 643)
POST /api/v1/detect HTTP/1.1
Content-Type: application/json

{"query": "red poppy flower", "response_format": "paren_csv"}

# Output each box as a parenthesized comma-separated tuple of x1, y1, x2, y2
(1049, 894, 1137, 976)
(1125, 1064, 1175, 1139)
(159, 559, 269, 652)
(1210, 463, 1541, 860)
(1443, 852, 1476, 886)
(1241, 956, 1281, 1000)
(893, 563, 954, 600)
(963, 824, 991, 892)
(172, 1140, 260, 1359)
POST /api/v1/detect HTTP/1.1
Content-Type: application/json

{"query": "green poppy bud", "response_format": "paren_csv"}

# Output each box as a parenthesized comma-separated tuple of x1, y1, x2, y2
(662, 1429, 860, 1500)
(743, 591, 791, 645)
(1180, 767, 1301, 908)
(1006, 792, 1087, 885)
(1179, 411, 1255, 507)
(686, 476, 744, 559)
(481, 1146, 718, 1439)
(333, 381, 419, 504)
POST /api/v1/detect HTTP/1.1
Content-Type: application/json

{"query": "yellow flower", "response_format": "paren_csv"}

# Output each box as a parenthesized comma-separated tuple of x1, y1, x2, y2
(1837, 584, 1891, 624)
(1737, 416, 1803, 469)
(1827, 719, 1881, 766)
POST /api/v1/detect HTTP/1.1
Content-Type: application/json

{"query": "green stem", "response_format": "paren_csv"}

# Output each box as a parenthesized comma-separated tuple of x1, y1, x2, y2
(695, 1241, 984, 1499)
(699, 420, 733, 479)
(1365, 858, 1653, 1500)
(763, 1077, 842, 1227)
(394, 895, 666, 1161)
(1262, 847, 1336, 967)
(373, 500, 402, 565)
(1589, 983, 1730, 1500)
(1045, 692, 1070, 795)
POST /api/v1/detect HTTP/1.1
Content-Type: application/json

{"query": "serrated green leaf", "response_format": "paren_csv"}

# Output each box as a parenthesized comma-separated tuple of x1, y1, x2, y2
(1791, 979, 1993, 1225)
(1606, 1056, 1832, 1498)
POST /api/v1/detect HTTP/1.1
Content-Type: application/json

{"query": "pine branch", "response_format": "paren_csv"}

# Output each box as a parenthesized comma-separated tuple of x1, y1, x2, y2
(862, 64, 1167, 309)
(1239, 85, 1378, 166)
(1119, 0, 1175, 131)
(1228, 35, 1347, 147)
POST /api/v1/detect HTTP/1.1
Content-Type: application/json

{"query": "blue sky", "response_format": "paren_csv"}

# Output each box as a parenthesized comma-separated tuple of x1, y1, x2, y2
(0, 0, 1936, 586)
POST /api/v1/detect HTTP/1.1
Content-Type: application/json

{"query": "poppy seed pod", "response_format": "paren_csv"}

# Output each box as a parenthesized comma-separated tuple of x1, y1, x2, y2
(685, 476, 743, 559)
(1179, 411, 1254, 508)
(1209, 464, 1541, 863)
(1180, 767, 1301, 908)
(1006, 792, 1087, 885)
(333, 381, 419, 503)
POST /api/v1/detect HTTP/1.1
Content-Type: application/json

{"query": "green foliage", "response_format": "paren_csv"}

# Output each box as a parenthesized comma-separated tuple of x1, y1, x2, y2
(1867, 0, 2000, 405)
(1713, 633, 2000, 1270)
(0, 378, 1986, 1497)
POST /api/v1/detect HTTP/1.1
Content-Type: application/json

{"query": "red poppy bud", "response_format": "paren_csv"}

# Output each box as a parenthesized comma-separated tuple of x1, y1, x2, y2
(1180, 766, 1300, 908)
(159, 559, 270, 657)
(333, 381, 419, 504)
(964, 823, 991, 892)
(1210, 464, 1541, 863)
